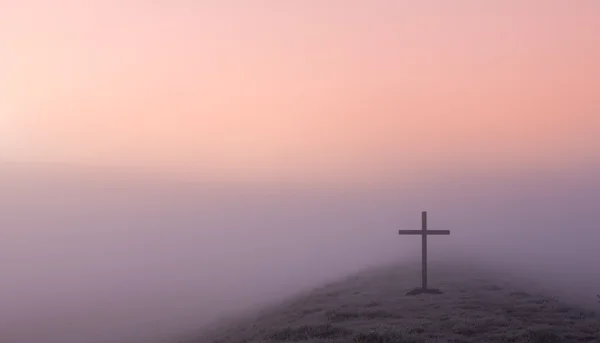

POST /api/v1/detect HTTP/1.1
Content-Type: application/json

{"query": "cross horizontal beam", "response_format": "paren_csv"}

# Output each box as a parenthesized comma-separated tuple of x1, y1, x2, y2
(398, 230, 450, 235)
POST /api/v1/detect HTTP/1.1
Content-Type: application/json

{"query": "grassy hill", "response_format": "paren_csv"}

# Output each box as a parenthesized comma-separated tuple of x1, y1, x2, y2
(185, 262, 600, 343)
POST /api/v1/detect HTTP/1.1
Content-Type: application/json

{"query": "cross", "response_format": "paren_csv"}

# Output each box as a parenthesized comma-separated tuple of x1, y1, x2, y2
(398, 211, 450, 295)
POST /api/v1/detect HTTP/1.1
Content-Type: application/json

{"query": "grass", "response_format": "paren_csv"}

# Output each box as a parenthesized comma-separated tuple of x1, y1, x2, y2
(183, 262, 600, 343)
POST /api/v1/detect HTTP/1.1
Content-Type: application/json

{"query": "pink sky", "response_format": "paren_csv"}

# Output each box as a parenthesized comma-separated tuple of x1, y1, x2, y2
(1, 1, 599, 184)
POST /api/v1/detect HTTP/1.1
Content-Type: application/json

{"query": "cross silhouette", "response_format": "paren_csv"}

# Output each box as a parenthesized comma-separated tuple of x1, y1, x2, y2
(398, 211, 450, 295)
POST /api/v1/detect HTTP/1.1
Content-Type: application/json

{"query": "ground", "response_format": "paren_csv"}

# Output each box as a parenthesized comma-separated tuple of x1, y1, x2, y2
(184, 262, 600, 343)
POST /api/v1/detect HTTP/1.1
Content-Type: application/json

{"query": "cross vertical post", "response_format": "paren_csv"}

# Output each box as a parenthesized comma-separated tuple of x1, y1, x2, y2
(422, 211, 427, 289)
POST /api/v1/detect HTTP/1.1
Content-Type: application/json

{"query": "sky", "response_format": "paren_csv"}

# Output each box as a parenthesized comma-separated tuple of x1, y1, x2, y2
(1, 1, 599, 185)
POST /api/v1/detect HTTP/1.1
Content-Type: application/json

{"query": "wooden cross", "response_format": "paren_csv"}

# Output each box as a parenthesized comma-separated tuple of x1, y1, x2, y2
(398, 211, 450, 295)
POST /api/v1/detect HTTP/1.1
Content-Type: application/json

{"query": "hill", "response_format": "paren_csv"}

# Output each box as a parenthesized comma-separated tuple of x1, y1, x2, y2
(186, 262, 600, 343)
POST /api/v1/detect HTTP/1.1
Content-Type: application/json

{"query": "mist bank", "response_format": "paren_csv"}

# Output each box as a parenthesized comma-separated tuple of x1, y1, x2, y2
(0, 164, 599, 343)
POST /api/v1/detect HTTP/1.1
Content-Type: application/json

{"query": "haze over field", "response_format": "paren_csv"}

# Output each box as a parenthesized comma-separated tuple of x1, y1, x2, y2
(1, 1, 599, 343)
(2, 166, 600, 343)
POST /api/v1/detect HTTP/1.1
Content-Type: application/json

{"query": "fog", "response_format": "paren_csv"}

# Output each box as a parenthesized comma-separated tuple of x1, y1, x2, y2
(1, 165, 599, 343)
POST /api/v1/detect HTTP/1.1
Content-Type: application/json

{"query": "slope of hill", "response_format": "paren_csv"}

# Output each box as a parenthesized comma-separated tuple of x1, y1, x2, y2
(187, 262, 600, 343)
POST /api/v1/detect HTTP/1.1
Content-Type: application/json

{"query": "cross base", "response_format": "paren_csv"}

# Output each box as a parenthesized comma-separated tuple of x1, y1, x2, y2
(406, 288, 444, 296)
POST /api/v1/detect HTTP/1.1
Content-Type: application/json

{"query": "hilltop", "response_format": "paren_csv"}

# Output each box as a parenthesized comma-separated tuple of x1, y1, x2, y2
(186, 262, 600, 343)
